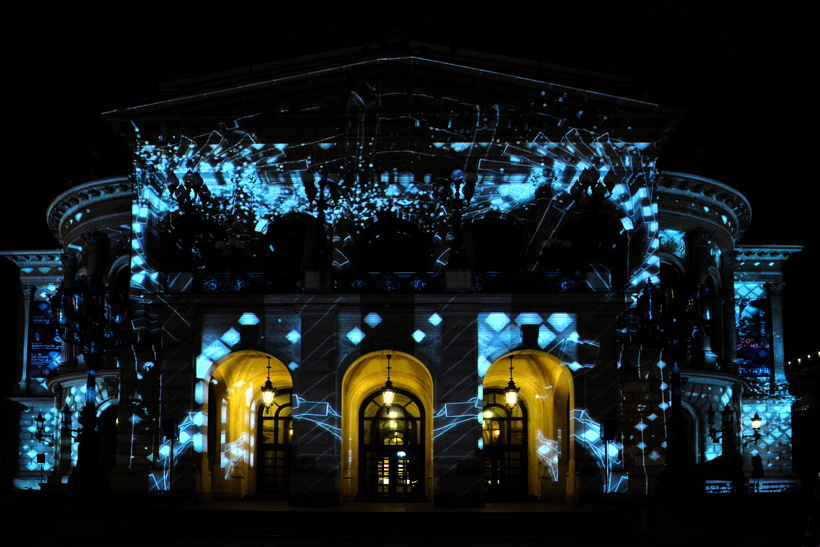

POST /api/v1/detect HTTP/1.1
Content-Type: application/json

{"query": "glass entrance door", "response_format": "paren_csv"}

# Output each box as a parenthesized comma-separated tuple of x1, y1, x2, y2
(359, 390, 424, 497)
(257, 390, 292, 495)
(482, 391, 527, 496)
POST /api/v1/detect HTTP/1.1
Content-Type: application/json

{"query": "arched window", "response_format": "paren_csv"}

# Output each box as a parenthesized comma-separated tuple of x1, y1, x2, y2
(360, 218, 427, 273)
(161, 213, 227, 272)
(482, 390, 527, 496)
(358, 389, 424, 498)
(263, 215, 326, 273)
(257, 390, 293, 495)
(554, 211, 626, 284)
(466, 218, 525, 273)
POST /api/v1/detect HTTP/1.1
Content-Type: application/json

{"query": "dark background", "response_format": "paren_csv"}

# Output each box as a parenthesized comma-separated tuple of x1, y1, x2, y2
(1, 2, 816, 366)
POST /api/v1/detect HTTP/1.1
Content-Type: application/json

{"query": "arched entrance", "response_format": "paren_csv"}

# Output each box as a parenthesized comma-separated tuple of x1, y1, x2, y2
(359, 388, 424, 497)
(482, 350, 575, 503)
(341, 351, 434, 502)
(257, 389, 293, 495)
(482, 390, 526, 496)
(207, 351, 293, 499)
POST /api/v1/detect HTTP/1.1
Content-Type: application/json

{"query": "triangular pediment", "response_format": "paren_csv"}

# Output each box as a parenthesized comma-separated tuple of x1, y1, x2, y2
(105, 42, 681, 144)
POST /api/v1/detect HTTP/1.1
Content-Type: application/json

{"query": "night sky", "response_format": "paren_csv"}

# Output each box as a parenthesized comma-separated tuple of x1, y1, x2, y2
(2, 3, 816, 359)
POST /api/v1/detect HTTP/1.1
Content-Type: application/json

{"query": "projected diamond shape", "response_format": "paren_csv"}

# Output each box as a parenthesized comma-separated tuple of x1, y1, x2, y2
(221, 328, 241, 347)
(238, 313, 260, 325)
(412, 330, 426, 343)
(635, 422, 648, 431)
(515, 313, 542, 325)
(636, 442, 647, 450)
(484, 313, 510, 332)
(428, 313, 442, 326)
(547, 313, 573, 332)
(538, 325, 557, 347)
(346, 327, 365, 345)
(286, 330, 301, 344)
(364, 313, 382, 328)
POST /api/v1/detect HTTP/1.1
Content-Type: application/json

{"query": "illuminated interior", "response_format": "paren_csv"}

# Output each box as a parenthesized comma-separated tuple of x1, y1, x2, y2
(483, 350, 575, 502)
(207, 351, 293, 499)
(341, 351, 434, 502)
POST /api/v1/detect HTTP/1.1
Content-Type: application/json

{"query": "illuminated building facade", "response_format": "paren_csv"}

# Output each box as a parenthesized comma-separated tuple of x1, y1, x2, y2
(1, 44, 801, 503)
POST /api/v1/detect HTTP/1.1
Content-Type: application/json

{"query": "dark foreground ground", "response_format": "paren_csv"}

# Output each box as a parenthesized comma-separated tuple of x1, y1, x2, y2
(2, 488, 816, 547)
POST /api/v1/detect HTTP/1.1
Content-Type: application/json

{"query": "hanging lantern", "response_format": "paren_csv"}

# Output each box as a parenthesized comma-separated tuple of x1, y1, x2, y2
(382, 354, 395, 407)
(504, 355, 520, 409)
(261, 357, 276, 408)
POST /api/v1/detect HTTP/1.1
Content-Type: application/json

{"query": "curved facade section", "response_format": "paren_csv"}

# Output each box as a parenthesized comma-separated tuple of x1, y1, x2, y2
(657, 171, 752, 248)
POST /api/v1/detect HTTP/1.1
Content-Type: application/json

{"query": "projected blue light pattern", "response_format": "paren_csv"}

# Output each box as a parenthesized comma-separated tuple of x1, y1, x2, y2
(742, 397, 795, 473)
(195, 312, 301, 379)
(291, 396, 341, 439)
(151, 412, 202, 491)
(477, 312, 578, 375)
(573, 409, 627, 493)
(536, 430, 560, 481)
(129, 115, 660, 295)
(433, 398, 483, 439)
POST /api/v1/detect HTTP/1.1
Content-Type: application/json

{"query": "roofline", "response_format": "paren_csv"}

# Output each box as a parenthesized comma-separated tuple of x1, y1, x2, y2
(104, 54, 683, 121)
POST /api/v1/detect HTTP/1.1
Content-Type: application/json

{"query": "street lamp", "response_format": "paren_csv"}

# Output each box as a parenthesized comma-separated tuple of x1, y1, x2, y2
(433, 169, 477, 267)
(302, 170, 343, 224)
(50, 250, 130, 490)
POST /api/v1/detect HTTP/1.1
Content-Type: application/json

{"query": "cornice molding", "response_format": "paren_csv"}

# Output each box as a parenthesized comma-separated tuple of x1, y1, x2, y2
(46, 177, 134, 244)
(657, 171, 752, 241)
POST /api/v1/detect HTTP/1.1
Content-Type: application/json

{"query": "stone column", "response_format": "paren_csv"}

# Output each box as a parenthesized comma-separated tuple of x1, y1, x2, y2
(18, 286, 34, 393)
(719, 251, 738, 374)
(767, 282, 788, 394)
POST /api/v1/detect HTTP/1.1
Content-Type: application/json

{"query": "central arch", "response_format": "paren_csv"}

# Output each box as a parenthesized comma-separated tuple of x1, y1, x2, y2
(341, 351, 434, 502)
(483, 350, 575, 503)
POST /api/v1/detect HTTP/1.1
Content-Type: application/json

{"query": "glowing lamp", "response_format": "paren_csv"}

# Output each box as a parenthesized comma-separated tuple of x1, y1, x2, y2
(382, 354, 395, 408)
(504, 355, 520, 410)
(750, 412, 762, 432)
(260, 357, 276, 410)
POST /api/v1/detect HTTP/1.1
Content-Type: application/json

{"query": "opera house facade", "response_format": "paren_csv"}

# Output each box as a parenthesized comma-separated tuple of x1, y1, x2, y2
(1, 42, 800, 505)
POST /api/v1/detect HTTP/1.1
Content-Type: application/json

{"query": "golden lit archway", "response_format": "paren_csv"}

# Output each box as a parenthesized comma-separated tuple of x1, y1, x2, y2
(483, 350, 575, 503)
(340, 350, 434, 502)
(207, 350, 293, 499)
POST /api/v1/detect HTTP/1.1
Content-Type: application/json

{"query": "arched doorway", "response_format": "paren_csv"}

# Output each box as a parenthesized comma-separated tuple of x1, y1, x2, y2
(482, 390, 527, 496)
(359, 388, 424, 498)
(482, 351, 575, 503)
(341, 351, 434, 502)
(207, 351, 293, 499)
(257, 389, 293, 495)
